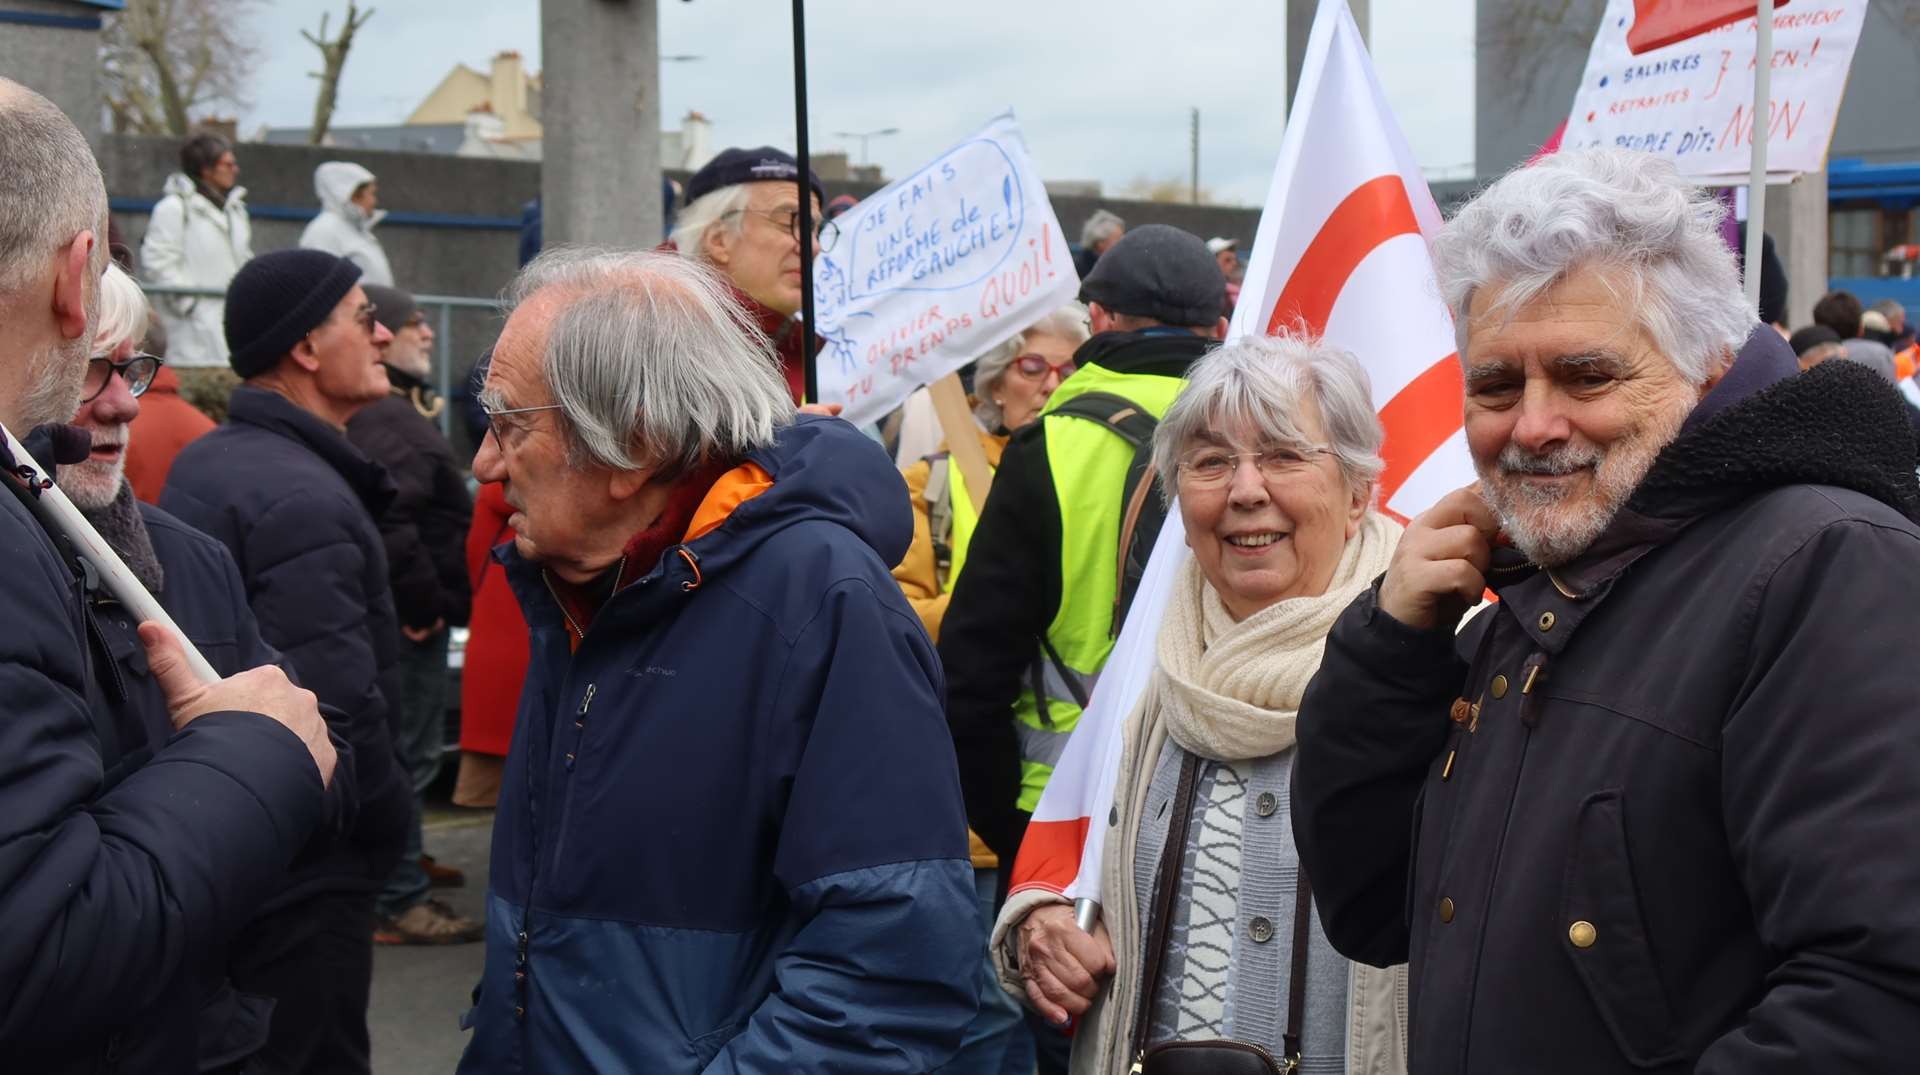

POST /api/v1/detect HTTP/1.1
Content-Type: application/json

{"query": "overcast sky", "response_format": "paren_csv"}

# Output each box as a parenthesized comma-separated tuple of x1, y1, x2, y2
(239, 0, 1477, 207)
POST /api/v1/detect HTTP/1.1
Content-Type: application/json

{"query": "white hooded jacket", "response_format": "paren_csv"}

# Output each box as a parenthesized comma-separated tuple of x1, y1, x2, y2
(139, 172, 252, 368)
(298, 162, 394, 287)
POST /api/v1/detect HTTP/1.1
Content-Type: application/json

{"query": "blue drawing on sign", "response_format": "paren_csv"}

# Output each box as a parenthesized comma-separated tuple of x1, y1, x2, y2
(821, 313, 871, 376)
(835, 137, 1026, 300)
(817, 256, 851, 323)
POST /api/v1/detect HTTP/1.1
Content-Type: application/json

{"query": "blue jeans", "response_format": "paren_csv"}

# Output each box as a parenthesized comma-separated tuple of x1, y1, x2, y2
(375, 629, 450, 918)
(937, 869, 1037, 1075)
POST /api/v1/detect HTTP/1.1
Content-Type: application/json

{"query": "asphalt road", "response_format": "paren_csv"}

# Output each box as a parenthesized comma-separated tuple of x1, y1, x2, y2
(369, 806, 493, 1074)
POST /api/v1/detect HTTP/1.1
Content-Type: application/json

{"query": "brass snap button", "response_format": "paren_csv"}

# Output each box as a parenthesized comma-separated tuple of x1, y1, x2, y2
(1538, 611, 1557, 631)
(1255, 792, 1278, 817)
(1490, 674, 1509, 699)
(1248, 916, 1274, 943)
(1439, 897, 1455, 923)
(1569, 920, 1597, 948)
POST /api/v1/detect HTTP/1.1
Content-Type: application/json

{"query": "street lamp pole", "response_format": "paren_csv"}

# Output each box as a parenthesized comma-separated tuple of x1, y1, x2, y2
(831, 126, 901, 165)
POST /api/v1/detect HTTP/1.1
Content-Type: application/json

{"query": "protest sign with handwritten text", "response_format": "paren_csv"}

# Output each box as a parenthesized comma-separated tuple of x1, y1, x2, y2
(813, 113, 1078, 426)
(1561, 0, 1864, 182)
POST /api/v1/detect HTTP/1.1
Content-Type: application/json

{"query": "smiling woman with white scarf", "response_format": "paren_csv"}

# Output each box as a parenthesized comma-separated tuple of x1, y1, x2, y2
(990, 336, 1410, 1075)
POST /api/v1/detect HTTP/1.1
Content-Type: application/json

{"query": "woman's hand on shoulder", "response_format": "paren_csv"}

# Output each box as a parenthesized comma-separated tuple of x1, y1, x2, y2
(1017, 902, 1116, 1025)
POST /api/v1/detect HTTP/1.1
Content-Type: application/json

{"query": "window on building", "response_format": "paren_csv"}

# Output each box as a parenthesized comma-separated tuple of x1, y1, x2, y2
(1830, 207, 1880, 278)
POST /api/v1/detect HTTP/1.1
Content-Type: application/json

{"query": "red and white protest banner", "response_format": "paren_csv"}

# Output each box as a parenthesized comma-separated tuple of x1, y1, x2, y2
(1007, 0, 1470, 918)
(1626, 0, 1790, 55)
(1560, 0, 1864, 184)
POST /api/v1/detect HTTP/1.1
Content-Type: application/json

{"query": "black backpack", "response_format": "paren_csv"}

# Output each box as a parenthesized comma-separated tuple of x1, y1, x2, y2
(1046, 391, 1165, 640)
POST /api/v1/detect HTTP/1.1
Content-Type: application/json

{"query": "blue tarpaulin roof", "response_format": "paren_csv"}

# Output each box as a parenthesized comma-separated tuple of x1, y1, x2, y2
(1829, 159, 1920, 209)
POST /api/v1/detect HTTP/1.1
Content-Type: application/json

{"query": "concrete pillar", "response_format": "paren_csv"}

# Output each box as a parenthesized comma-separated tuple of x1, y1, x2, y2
(1765, 171, 1828, 329)
(0, 1, 105, 142)
(1288, 0, 1367, 115)
(540, 0, 662, 249)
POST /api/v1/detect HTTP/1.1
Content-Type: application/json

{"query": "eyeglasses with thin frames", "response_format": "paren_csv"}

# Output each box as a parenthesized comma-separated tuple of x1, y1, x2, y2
(727, 207, 841, 253)
(1176, 444, 1334, 489)
(481, 401, 564, 449)
(81, 352, 163, 403)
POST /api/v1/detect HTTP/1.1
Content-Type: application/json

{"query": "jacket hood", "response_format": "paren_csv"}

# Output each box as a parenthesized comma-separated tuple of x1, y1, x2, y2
(1630, 339, 1920, 524)
(683, 414, 911, 578)
(313, 162, 384, 230)
(163, 171, 247, 208)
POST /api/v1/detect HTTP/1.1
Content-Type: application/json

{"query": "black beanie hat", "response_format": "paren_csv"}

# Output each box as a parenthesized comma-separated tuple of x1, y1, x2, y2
(224, 249, 363, 378)
(685, 146, 826, 207)
(1079, 224, 1226, 329)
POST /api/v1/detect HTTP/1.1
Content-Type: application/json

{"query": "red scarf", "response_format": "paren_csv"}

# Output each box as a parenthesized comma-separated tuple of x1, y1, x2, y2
(546, 457, 734, 642)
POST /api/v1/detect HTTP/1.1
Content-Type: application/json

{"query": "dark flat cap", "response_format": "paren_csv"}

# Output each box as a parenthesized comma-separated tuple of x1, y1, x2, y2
(686, 147, 825, 206)
(361, 284, 418, 335)
(1079, 224, 1225, 329)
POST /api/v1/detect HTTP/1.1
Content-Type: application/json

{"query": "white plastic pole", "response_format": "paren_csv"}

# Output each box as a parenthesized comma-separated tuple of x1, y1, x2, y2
(2, 423, 218, 683)
(1744, 0, 1773, 312)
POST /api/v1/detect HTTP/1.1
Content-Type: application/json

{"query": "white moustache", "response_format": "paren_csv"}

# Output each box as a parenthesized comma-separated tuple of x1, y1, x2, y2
(1497, 443, 1602, 477)
(82, 425, 128, 450)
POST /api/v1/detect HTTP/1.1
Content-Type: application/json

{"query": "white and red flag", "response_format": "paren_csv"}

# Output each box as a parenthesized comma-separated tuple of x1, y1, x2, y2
(1625, 0, 1788, 55)
(1006, 0, 1470, 913)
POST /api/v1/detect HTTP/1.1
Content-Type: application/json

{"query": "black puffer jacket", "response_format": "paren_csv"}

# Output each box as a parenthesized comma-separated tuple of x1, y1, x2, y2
(0, 443, 323, 1073)
(346, 370, 475, 629)
(162, 385, 410, 901)
(1293, 331, 1920, 1073)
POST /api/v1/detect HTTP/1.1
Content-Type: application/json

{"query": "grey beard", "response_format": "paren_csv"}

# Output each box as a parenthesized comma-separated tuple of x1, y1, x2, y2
(79, 481, 164, 595)
(1475, 403, 1691, 566)
(17, 338, 88, 431)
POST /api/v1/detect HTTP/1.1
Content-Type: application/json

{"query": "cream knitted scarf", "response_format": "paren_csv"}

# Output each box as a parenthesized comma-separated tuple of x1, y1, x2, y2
(1156, 511, 1402, 762)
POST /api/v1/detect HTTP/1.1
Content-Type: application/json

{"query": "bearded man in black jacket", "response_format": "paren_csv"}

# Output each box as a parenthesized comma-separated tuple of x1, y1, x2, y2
(346, 283, 479, 941)
(0, 77, 334, 1075)
(1292, 148, 1920, 1074)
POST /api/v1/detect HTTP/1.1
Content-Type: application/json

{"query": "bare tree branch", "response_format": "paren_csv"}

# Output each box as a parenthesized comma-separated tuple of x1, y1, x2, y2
(101, 0, 261, 137)
(304, 3, 375, 146)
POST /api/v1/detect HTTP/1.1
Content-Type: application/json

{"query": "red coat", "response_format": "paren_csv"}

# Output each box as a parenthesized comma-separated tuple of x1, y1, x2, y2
(460, 482, 530, 757)
(124, 367, 214, 504)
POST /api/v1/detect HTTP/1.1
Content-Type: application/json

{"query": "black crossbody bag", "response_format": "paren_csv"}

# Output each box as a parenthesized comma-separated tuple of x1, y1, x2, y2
(1132, 754, 1314, 1075)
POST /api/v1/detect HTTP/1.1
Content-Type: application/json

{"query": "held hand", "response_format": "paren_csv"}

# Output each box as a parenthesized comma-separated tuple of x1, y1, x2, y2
(1377, 484, 1501, 631)
(401, 618, 445, 644)
(798, 402, 844, 418)
(140, 623, 337, 788)
(1017, 902, 1116, 1025)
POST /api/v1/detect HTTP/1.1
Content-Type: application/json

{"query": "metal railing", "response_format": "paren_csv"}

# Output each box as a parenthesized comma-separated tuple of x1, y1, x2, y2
(136, 283, 497, 437)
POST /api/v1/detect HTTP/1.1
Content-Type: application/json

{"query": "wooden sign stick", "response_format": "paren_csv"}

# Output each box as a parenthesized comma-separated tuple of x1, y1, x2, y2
(927, 373, 993, 505)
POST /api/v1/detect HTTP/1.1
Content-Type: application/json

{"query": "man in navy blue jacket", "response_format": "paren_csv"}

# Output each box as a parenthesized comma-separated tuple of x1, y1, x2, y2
(0, 77, 336, 1074)
(163, 248, 415, 1074)
(455, 248, 978, 1073)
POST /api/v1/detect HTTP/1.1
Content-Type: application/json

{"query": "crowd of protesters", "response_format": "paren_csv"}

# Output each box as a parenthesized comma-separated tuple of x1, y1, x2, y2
(7, 69, 1920, 1075)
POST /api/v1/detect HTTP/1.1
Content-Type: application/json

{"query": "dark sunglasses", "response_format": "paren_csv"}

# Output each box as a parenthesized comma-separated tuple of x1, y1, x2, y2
(81, 352, 163, 403)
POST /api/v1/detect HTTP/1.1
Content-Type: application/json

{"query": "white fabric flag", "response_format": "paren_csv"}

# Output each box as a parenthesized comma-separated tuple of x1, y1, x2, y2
(1008, 0, 1471, 909)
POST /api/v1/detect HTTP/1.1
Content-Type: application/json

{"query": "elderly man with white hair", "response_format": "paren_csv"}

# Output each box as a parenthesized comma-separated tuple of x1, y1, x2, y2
(455, 249, 977, 1074)
(0, 78, 334, 1073)
(667, 146, 827, 403)
(1293, 147, 1920, 1072)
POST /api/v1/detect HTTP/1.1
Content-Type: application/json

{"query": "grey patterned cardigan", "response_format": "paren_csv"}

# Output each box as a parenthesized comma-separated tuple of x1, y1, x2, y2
(991, 679, 1409, 1075)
